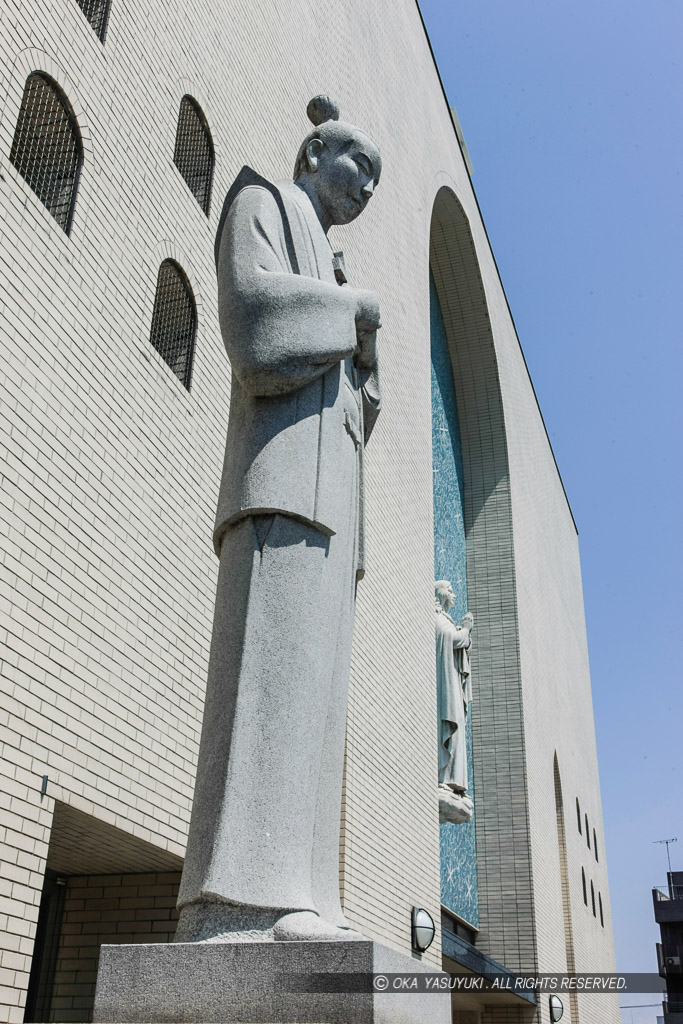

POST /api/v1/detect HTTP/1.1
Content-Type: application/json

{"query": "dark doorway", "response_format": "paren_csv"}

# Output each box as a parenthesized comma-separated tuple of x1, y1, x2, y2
(24, 871, 66, 1022)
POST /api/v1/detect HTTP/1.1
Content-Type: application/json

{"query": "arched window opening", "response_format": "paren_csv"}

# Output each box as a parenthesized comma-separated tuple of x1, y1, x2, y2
(75, 0, 110, 40)
(593, 828, 598, 861)
(149, 260, 197, 389)
(581, 867, 587, 905)
(585, 813, 590, 847)
(10, 73, 83, 233)
(173, 96, 214, 215)
(598, 892, 604, 927)
(576, 798, 582, 833)
(590, 879, 596, 917)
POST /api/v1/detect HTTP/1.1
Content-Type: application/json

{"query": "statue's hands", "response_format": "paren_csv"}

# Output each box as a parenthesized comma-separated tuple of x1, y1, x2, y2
(462, 612, 474, 632)
(353, 290, 381, 370)
(355, 329, 377, 370)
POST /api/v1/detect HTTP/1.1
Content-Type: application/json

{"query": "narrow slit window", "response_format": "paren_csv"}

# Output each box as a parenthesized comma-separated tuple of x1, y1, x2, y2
(593, 829, 598, 861)
(173, 96, 214, 215)
(10, 73, 83, 233)
(75, 0, 110, 40)
(149, 260, 197, 389)
(590, 880, 596, 917)
(585, 814, 590, 847)
(582, 868, 587, 905)
(576, 798, 582, 833)
(598, 892, 604, 927)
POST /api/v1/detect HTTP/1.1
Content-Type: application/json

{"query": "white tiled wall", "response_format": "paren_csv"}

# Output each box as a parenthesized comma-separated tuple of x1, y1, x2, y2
(0, 1, 619, 1021)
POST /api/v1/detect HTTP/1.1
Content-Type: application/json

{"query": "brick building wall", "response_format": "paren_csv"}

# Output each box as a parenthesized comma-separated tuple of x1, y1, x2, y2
(0, 0, 619, 1022)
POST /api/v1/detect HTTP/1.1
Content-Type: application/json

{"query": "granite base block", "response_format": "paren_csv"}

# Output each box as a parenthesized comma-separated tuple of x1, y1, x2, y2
(93, 939, 451, 1024)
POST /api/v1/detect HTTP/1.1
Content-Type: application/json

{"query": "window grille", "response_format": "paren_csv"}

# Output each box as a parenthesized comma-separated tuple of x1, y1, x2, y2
(75, 0, 110, 40)
(173, 96, 214, 214)
(10, 73, 82, 233)
(149, 261, 197, 389)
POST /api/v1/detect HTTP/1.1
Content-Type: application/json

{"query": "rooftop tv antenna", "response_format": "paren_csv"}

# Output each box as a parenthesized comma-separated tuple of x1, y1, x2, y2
(654, 837, 678, 875)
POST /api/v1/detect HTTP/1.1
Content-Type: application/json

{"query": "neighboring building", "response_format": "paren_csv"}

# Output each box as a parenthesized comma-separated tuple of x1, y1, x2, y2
(0, 1, 619, 1022)
(653, 872, 683, 1024)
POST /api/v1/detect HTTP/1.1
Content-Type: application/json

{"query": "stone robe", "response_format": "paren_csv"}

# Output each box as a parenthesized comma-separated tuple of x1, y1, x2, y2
(436, 610, 472, 792)
(175, 170, 380, 940)
(212, 167, 380, 573)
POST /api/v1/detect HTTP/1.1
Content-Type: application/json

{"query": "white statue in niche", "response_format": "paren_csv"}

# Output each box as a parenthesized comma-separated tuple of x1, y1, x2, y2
(435, 580, 475, 825)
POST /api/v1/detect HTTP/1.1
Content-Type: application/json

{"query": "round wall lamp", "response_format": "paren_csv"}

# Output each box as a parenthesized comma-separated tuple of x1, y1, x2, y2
(411, 907, 435, 952)
(549, 994, 564, 1022)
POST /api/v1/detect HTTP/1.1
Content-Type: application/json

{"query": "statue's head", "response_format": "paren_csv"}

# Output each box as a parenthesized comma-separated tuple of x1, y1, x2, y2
(435, 580, 455, 611)
(294, 96, 381, 230)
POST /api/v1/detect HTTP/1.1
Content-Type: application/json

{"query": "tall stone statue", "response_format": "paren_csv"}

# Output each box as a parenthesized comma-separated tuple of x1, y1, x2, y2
(435, 580, 475, 824)
(93, 97, 450, 1024)
(175, 97, 382, 944)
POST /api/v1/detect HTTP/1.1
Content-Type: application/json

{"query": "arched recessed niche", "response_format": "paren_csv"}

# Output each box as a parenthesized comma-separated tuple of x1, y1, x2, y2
(429, 185, 534, 968)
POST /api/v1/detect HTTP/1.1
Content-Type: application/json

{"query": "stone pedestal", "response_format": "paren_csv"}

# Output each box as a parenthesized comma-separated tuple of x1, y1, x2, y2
(438, 786, 474, 824)
(93, 939, 451, 1024)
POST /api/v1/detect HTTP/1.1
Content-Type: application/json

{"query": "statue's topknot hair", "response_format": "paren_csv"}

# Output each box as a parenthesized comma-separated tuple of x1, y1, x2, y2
(306, 95, 340, 127)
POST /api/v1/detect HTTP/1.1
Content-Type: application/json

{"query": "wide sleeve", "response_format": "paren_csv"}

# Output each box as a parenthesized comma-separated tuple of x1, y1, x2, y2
(217, 186, 359, 397)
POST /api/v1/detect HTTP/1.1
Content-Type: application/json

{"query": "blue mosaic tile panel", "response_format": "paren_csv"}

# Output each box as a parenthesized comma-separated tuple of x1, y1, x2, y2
(430, 270, 479, 929)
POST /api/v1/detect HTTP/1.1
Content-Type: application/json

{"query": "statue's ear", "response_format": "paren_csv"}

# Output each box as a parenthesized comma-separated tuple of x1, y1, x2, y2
(305, 137, 325, 172)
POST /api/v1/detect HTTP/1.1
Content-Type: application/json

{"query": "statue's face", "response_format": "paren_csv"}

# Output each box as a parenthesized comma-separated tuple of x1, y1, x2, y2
(303, 133, 381, 227)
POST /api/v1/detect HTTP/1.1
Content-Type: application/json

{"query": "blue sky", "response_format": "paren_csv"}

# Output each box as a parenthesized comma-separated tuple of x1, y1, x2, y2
(419, 1, 682, 1016)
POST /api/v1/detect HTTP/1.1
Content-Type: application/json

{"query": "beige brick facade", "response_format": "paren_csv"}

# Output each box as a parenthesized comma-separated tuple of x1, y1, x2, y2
(0, 1, 618, 1022)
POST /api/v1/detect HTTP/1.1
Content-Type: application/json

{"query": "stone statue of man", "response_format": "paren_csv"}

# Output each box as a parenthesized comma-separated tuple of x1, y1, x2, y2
(174, 97, 382, 944)
(435, 580, 474, 824)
